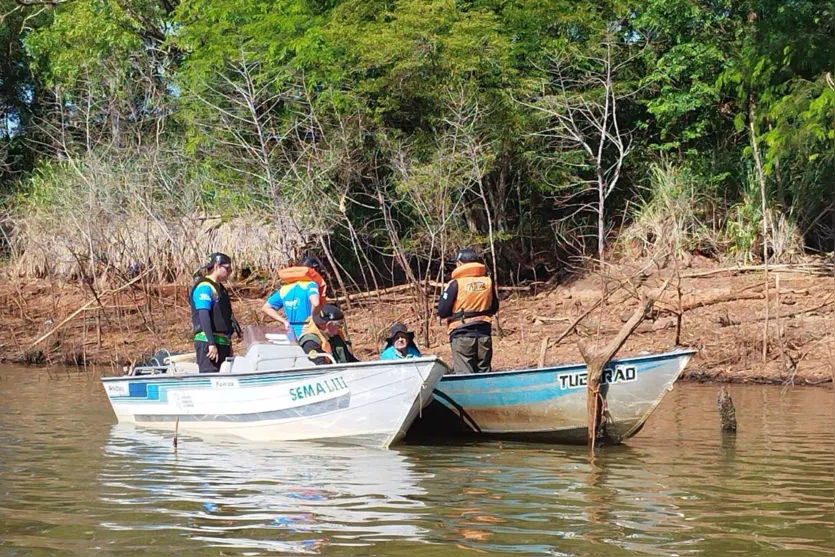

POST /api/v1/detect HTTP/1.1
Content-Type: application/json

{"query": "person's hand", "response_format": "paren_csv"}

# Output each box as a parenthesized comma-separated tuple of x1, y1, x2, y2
(207, 344, 219, 362)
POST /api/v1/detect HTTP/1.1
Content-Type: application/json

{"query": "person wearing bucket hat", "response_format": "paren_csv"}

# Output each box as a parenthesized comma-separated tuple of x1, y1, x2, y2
(190, 252, 240, 372)
(297, 303, 358, 365)
(380, 323, 422, 360)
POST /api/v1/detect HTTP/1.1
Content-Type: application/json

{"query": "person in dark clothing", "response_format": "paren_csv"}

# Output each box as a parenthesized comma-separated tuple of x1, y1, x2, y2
(190, 252, 241, 372)
(437, 248, 499, 374)
(297, 303, 358, 365)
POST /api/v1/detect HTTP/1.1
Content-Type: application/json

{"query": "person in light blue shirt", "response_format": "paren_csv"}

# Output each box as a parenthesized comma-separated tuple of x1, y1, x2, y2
(261, 256, 324, 340)
(380, 323, 422, 360)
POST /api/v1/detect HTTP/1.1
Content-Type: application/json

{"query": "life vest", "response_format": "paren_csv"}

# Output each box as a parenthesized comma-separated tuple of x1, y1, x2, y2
(447, 262, 494, 333)
(190, 277, 234, 336)
(298, 321, 352, 363)
(279, 266, 326, 290)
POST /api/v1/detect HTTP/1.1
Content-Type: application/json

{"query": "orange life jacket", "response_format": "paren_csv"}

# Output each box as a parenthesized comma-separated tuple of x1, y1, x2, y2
(447, 262, 494, 333)
(298, 320, 347, 357)
(278, 266, 327, 304)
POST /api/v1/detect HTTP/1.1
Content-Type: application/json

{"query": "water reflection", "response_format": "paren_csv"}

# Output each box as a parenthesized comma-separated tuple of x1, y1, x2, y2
(100, 426, 429, 553)
(0, 367, 832, 556)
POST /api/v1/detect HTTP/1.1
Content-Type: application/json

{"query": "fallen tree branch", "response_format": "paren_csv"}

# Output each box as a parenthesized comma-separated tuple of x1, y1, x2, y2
(29, 268, 154, 348)
(748, 293, 833, 323)
(549, 297, 605, 348)
(531, 315, 571, 323)
(333, 281, 535, 304)
(578, 277, 671, 452)
(682, 263, 833, 279)
(656, 290, 765, 314)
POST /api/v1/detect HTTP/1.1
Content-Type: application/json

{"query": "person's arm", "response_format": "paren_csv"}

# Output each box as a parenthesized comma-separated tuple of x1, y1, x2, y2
(261, 291, 289, 327)
(261, 302, 289, 327)
(197, 310, 215, 345)
(301, 339, 329, 365)
(193, 284, 217, 348)
(436, 280, 458, 319)
(307, 283, 322, 318)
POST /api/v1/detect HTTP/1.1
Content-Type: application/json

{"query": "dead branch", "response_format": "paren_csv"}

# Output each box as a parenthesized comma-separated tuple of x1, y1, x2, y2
(681, 263, 833, 279)
(537, 336, 550, 369)
(747, 293, 833, 323)
(550, 297, 605, 348)
(578, 277, 671, 451)
(29, 268, 153, 348)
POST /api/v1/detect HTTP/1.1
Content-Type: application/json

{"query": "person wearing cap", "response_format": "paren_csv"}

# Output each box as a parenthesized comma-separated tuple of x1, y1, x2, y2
(262, 255, 327, 341)
(297, 303, 358, 365)
(380, 323, 422, 360)
(190, 252, 241, 373)
(437, 248, 499, 374)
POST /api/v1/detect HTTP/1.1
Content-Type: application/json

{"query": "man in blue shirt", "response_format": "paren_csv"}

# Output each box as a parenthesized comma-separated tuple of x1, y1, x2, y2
(190, 252, 240, 372)
(261, 256, 324, 340)
(380, 323, 422, 360)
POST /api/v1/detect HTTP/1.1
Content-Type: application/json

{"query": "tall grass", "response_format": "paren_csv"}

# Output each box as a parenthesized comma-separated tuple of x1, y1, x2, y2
(620, 163, 805, 264)
(6, 152, 310, 281)
(721, 174, 804, 264)
(619, 163, 718, 258)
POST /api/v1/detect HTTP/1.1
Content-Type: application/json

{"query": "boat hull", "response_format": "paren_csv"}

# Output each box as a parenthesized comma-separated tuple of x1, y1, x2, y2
(408, 350, 695, 444)
(102, 357, 446, 448)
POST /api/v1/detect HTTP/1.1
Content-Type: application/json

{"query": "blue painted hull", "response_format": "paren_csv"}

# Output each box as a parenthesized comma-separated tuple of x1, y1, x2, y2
(408, 349, 695, 444)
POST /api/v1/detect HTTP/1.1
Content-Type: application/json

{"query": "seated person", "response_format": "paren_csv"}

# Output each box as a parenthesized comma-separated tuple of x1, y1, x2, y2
(297, 304, 358, 365)
(380, 323, 422, 360)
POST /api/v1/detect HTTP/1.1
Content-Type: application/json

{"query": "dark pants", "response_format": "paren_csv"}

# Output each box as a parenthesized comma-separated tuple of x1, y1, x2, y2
(195, 341, 231, 373)
(450, 335, 493, 374)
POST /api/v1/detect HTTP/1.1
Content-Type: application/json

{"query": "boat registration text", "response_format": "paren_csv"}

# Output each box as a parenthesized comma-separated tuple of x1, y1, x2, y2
(289, 376, 349, 402)
(557, 365, 637, 390)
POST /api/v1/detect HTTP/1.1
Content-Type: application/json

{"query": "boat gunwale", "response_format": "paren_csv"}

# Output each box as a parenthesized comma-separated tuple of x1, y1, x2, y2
(438, 348, 697, 382)
(101, 356, 446, 383)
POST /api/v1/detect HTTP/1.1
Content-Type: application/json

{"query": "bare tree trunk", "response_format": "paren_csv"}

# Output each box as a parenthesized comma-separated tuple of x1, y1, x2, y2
(750, 114, 770, 362)
(318, 234, 351, 309)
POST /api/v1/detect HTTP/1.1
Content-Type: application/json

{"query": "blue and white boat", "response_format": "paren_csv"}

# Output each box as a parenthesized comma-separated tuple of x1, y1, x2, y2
(101, 325, 447, 448)
(408, 349, 695, 444)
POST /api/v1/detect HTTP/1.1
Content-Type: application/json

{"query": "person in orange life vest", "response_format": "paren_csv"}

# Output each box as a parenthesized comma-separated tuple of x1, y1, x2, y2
(436, 248, 499, 374)
(297, 304, 358, 365)
(261, 255, 327, 341)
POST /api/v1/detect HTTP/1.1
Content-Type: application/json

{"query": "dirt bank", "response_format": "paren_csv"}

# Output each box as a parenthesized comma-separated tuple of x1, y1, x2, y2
(1, 258, 833, 385)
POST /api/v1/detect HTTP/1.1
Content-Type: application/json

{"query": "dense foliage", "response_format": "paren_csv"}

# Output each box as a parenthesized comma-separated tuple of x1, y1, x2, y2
(0, 0, 832, 281)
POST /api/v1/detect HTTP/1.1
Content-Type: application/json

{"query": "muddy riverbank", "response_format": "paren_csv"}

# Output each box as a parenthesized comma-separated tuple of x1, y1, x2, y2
(2, 258, 833, 385)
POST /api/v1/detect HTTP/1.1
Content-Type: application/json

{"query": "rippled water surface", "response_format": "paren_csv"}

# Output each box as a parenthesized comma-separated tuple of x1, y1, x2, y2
(0, 366, 832, 556)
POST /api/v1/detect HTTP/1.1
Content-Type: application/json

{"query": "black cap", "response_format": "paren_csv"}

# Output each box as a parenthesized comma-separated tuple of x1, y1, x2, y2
(313, 303, 344, 325)
(455, 248, 479, 264)
(384, 323, 415, 346)
(298, 255, 322, 270)
(208, 252, 232, 266)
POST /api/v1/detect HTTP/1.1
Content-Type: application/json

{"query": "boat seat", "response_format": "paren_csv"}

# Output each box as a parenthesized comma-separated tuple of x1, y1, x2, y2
(225, 331, 314, 374)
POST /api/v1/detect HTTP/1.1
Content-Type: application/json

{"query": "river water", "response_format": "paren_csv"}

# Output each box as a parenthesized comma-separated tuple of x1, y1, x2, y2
(0, 366, 832, 556)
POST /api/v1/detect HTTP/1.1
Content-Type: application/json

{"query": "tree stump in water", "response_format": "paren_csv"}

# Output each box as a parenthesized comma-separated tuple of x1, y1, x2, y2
(717, 387, 737, 432)
(578, 290, 663, 452)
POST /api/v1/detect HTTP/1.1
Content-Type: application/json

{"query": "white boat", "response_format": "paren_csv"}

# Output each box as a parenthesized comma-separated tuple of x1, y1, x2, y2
(101, 325, 447, 448)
